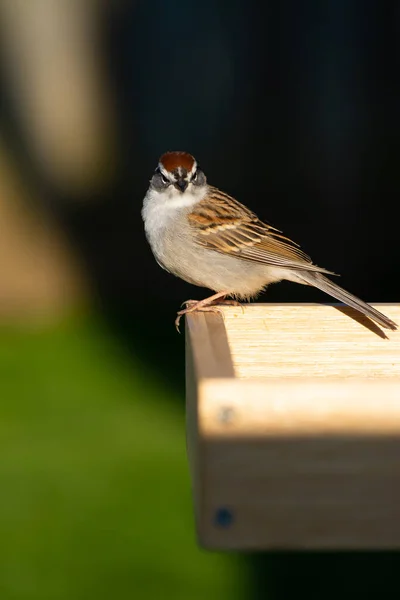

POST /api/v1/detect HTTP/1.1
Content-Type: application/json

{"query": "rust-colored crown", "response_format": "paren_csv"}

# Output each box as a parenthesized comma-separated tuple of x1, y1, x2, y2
(159, 151, 196, 173)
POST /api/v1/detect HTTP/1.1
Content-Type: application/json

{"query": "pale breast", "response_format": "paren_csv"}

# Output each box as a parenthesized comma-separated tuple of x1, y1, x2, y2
(142, 188, 284, 297)
(142, 187, 206, 277)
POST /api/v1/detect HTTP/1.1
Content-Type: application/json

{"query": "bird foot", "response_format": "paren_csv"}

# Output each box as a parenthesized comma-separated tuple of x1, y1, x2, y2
(216, 299, 242, 307)
(180, 299, 200, 309)
(175, 304, 223, 332)
(175, 297, 244, 332)
(181, 298, 241, 309)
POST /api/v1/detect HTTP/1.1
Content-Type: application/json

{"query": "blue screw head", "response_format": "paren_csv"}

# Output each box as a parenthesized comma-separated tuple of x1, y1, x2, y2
(214, 507, 234, 528)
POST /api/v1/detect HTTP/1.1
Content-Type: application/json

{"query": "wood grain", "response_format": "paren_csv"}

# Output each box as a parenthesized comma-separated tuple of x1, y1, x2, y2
(198, 378, 400, 437)
(185, 303, 400, 549)
(202, 433, 400, 549)
(186, 311, 234, 379)
(185, 311, 234, 538)
(220, 303, 400, 379)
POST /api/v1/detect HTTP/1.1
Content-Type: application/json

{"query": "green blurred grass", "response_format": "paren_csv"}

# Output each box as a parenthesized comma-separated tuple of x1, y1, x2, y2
(0, 316, 244, 600)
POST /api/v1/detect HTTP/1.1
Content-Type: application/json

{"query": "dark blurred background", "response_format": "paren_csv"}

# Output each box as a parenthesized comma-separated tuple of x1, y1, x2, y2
(0, 1, 399, 598)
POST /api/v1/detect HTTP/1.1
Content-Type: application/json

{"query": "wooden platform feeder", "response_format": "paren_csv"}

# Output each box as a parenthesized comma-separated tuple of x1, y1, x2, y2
(185, 303, 400, 550)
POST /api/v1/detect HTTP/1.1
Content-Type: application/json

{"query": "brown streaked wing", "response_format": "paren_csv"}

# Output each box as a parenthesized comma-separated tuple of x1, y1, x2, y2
(188, 187, 335, 274)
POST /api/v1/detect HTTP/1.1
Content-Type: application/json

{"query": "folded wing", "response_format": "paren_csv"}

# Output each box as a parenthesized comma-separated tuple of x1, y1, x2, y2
(188, 187, 334, 275)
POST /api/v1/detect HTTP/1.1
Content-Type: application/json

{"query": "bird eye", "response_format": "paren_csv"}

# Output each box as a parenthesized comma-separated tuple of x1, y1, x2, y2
(155, 166, 170, 185)
(191, 171, 197, 182)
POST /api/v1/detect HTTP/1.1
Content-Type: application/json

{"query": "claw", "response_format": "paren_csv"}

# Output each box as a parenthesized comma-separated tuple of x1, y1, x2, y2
(175, 307, 190, 332)
(180, 299, 198, 309)
(175, 313, 182, 333)
(175, 305, 225, 332)
(174, 292, 233, 333)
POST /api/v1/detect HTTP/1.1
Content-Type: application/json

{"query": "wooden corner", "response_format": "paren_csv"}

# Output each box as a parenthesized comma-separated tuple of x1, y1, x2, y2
(185, 303, 400, 550)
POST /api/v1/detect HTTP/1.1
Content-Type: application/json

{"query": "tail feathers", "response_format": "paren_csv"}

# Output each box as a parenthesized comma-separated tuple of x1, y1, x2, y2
(298, 273, 397, 331)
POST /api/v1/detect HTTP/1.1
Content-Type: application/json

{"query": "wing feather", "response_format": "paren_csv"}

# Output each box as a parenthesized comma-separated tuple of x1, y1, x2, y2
(188, 187, 335, 275)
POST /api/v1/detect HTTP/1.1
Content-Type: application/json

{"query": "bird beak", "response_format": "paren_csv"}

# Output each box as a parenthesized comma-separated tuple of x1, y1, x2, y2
(175, 179, 188, 192)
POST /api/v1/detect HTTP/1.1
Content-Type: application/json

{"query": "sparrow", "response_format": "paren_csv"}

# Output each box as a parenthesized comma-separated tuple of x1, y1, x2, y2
(142, 151, 397, 332)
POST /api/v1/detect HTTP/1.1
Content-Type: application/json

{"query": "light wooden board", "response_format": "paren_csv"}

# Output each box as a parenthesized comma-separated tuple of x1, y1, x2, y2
(185, 303, 400, 549)
(185, 311, 234, 379)
(202, 431, 400, 549)
(220, 303, 400, 379)
(199, 378, 400, 437)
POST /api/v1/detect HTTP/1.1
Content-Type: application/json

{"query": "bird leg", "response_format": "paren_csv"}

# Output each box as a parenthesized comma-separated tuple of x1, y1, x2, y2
(181, 298, 241, 309)
(175, 292, 240, 331)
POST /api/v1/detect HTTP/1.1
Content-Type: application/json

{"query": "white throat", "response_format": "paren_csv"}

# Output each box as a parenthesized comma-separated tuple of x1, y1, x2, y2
(142, 184, 207, 235)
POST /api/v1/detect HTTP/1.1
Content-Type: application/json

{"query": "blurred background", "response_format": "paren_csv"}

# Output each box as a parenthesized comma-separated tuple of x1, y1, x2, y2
(0, 1, 399, 598)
